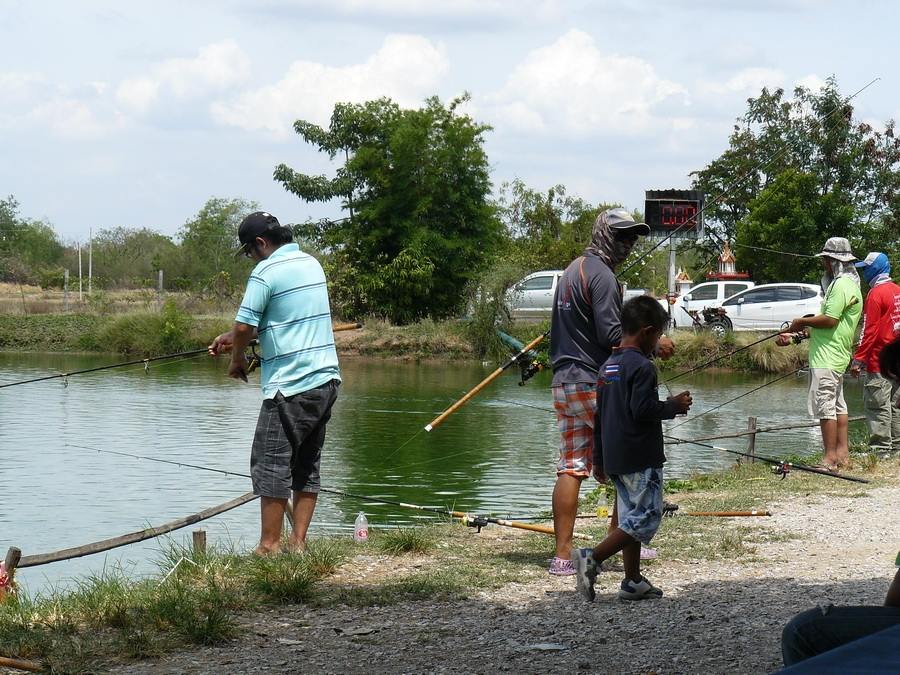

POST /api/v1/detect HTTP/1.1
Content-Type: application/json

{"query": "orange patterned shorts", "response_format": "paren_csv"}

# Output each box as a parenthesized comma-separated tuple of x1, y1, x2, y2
(552, 383, 596, 478)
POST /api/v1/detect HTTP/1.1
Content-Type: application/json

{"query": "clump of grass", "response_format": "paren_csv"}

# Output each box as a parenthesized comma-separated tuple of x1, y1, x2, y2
(374, 527, 437, 555)
(245, 553, 316, 604)
(302, 539, 348, 577)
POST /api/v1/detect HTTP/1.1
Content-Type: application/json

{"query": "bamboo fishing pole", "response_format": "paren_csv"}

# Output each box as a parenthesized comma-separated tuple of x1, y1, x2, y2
(425, 331, 548, 432)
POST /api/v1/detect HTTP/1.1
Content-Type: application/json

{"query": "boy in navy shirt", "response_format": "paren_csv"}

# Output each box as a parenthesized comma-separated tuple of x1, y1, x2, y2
(572, 296, 692, 601)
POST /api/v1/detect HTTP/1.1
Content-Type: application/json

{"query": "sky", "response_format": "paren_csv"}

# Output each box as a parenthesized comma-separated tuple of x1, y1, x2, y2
(1, 0, 898, 243)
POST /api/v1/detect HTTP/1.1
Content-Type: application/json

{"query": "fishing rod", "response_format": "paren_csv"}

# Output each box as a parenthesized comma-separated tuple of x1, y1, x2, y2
(511, 508, 771, 520)
(0, 323, 363, 390)
(424, 331, 548, 432)
(662, 330, 807, 387)
(662, 435, 870, 483)
(661, 504, 771, 518)
(64, 443, 590, 540)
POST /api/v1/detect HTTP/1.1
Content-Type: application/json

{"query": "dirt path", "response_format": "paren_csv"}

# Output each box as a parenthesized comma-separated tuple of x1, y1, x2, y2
(110, 479, 899, 675)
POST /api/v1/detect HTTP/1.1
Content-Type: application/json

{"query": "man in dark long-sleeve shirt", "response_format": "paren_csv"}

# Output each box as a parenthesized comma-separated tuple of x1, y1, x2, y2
(548, 208, 674, 576)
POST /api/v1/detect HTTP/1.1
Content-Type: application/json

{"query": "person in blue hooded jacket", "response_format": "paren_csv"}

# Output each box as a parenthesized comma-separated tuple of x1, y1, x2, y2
(849, 252, 900, 454)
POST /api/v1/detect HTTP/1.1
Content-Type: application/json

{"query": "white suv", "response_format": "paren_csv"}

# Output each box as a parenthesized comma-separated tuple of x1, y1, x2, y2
(717, 283, 823, 331)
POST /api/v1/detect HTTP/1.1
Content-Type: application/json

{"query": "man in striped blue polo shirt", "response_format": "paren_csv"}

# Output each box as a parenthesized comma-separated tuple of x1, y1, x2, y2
(209, 211, 341, 555)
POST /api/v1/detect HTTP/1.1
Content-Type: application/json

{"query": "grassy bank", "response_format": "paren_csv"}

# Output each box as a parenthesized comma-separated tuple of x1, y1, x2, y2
(0, 308, 805, 374)
(2, 453, 894, 673)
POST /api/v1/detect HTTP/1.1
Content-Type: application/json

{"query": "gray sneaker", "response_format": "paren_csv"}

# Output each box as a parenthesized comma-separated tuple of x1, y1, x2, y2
(571, 548, 598, 602)
(618, 576, 663, 600)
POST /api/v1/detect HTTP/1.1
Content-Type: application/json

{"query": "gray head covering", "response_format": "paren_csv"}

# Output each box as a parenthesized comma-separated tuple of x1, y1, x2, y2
(585, 208, 650, 269)
(816, 237, 860, 290)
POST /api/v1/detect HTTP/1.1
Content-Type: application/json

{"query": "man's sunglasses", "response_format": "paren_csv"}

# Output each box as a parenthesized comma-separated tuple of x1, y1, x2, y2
(613, 231, 640, 243)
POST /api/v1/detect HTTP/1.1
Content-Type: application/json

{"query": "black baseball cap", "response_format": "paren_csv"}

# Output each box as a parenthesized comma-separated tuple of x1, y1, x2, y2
(235, 211, 280, 257)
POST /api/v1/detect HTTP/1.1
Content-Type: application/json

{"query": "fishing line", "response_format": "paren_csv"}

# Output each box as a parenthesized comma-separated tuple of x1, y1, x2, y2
(0, 348, 210, 389)
(662, 434, 870, 483)
(661, 330, 790, 386)
(64, 442, 577, 533)
(666, 367, 803, 431)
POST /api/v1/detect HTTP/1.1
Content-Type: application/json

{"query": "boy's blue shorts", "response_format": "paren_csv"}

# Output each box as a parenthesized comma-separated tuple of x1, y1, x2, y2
(611, 466, 664, 545)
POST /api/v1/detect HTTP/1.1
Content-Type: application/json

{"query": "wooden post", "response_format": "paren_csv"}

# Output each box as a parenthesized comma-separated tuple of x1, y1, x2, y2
(746, 416, 757, 463)
(191, 530, 207, 556)
(1, 547, 21, 602)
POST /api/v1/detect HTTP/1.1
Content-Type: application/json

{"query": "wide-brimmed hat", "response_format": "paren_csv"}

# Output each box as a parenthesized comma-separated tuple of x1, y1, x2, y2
(814, 237, 856, 263)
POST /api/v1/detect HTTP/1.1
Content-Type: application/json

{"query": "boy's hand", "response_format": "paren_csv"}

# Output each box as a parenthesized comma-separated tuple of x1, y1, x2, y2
(668, 390, 692, 414)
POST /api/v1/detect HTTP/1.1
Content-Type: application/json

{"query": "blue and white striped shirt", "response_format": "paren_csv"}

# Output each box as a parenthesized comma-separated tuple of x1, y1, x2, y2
(235, 243, 340, 399)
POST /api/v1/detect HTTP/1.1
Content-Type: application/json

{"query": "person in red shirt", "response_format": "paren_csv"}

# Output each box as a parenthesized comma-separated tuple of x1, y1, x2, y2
(849, 252, 900, 453)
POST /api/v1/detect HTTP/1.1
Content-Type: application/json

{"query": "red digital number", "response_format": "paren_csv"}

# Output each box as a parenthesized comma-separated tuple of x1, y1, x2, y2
(661, 203, 697, 228)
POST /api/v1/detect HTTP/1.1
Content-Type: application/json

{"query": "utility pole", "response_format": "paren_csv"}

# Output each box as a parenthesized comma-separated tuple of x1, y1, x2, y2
(88, 228, 93, 295)
(78, 244, 83, 301)
(157, 269, 163, 309)
(64, 269, 69, 312)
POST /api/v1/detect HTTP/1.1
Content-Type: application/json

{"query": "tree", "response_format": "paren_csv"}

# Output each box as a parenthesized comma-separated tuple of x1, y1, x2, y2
(274, 95, 501, 323)
(692, 77, 900, 279)
(0, 196, 66, 286)
(89, 227, 178, 288)
(178, 197, 258, 294)
(496, 179, 601, 271)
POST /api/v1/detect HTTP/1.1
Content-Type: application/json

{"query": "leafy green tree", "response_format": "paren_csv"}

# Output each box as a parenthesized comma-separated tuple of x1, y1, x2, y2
(0, 196, 66, 286)
(692, 77, 900, 279)
(275, 95, 501, 323)
(496, 179, 602, 271)
(89, 227, 177, 288)
(178, 197, 258, 293)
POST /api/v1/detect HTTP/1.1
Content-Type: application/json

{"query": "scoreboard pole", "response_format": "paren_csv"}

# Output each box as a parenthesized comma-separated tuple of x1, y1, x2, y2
(667, 236, 676, 325)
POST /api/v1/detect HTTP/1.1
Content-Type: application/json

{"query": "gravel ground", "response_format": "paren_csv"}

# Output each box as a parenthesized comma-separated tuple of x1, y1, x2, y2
(109, 479, 899, 675)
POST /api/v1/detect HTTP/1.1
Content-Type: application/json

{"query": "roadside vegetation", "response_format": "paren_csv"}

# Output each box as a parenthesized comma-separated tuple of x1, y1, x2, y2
(2, 453, 895, 672)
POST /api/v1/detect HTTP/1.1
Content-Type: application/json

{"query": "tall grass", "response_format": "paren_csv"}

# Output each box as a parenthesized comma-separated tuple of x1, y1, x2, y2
(374, 526, 437, 555)
(661, 329, 807, 374)
(0, 539, 345, 671)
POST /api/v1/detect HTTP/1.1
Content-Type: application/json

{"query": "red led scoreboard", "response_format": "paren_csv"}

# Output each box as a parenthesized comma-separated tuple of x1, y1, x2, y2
(644, 189, 704, 237)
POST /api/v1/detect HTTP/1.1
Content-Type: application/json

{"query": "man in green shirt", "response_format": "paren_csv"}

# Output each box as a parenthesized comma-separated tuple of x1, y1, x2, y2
(778, 237, 862, 469)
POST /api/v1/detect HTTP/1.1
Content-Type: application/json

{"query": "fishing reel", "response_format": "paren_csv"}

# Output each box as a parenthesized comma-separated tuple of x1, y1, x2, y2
(246, 342, 261, 374)
(771, 462, 791, 480)
(662, 502, 680, 517)
(517, 358, 542, 386)
(464, 515, 490, 532)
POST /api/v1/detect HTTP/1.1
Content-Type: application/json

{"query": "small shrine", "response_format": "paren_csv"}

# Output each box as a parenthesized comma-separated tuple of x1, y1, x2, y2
(705, 242, 751, 280)
(674, 268, 693, 295)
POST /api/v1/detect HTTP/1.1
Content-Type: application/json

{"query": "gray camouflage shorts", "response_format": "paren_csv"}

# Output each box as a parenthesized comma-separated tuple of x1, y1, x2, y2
(250, 380, 339, 499)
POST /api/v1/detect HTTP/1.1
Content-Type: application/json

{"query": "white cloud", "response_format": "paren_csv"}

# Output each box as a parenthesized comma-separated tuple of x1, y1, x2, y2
(212, 34, 449, 137)
(483, 30, 690, 137)
(698, 67, 786, 96)
(29, 98, 107, 140)
(115, 40, 250, 115)
(0, 71, 116, 140)
(796, 73, 826, 92)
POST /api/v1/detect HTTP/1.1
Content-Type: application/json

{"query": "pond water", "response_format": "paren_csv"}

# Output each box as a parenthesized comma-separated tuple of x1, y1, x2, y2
(0, 351, 864, 593)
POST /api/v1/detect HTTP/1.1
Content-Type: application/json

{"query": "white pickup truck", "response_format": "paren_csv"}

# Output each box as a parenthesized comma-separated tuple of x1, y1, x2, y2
(664, 280, 755, 327)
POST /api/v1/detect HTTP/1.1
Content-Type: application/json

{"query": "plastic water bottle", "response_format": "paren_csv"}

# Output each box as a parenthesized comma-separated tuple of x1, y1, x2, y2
(595, 492, 608, 519)
(353, 512, 369, 542)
